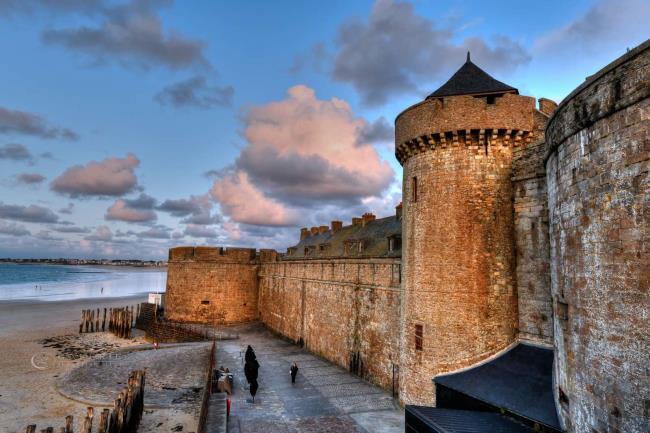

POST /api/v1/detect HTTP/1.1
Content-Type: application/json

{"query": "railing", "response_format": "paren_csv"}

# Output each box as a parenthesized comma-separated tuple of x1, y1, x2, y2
(196, 341, 216, 433)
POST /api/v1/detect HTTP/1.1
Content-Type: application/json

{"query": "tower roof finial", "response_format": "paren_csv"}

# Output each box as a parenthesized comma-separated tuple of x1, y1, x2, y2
(467, 51, 471, 62)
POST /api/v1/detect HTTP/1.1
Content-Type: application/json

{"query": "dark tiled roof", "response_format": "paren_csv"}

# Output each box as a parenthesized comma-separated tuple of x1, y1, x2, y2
(406, 407, 535, 433)
(434, 343, 560, 431)
(284, 216, 401, 260)
(427, 53, 518, 99)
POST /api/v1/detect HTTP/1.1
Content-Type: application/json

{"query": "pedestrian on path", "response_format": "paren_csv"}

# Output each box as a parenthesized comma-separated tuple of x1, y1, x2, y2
(290, 361, 299, 384)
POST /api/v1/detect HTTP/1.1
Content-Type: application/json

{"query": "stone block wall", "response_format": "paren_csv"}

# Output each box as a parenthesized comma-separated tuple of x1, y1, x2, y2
(512, 114, 553, 345)
(546, 40, 650, 433)
(258, 258, 402, 392)
(166, 247, 259, 324)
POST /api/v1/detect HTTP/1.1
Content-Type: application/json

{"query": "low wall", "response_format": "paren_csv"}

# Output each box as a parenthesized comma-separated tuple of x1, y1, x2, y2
(258, 258, 402, 393)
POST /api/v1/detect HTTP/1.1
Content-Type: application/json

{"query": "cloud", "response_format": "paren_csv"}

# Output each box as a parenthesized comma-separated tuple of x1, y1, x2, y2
(105, 194, 157, 223)
(41, 0, 209, 70)
(0, 143, 34, 162)
(15, 172, 46, 185)
(84, 225, 113, 241)
(534, 0, 650, 57)
(211, 170, 299, 227)
(357, 117, 393, 146)
(326, 0, 530, 106)
(209, 85, 394, 227)
(0, 0, 106, 17)
(51, 153, 140, 198)
(34, 230, 61, 241)
(0, 106, 79, 139)
(155, 75, 233, 109)
(157, 194, 219, 225)
(0, 202, 59, 223)
(183, 224, 217, 239)
(0, 221, 30, 237)
(136, 226, 171, 239)
(59, 203, 75, 215)
(52, 225, 91, 234)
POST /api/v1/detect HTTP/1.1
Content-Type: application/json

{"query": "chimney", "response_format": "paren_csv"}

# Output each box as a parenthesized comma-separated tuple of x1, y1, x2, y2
(361, 212, 376, 227)
(300, 228, 309, 240)
(352, 217, 362, 226)
(396, 202, 403, 220)
(310, 226, 319, 236)
(331, 220, 343, 234)
(318, 225, 328, 234)
(538, 98, 558, 116)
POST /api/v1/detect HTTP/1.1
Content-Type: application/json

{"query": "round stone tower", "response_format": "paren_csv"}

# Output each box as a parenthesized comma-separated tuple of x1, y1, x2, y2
(546, 40, 650, 433)
(396, 54, 541, 405)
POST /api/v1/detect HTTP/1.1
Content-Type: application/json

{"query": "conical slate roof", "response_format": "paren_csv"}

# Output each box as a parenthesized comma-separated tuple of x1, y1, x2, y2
(427, 53, 518, 99)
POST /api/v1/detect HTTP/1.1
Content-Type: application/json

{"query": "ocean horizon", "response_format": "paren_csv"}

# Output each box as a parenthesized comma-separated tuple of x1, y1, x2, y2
(0, 262, 166, 301)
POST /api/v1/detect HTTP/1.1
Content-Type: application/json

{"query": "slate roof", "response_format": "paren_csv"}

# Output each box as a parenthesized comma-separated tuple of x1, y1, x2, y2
(406, 407, 536, 433)
(427, 53, 518, 99)
(284, 215, 401, 260)
(434, 343, 561, 431)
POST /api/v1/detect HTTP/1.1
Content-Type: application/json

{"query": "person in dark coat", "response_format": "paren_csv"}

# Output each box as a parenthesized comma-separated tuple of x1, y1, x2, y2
(245, 345, 256, 363)
(290, 362, 299, 384)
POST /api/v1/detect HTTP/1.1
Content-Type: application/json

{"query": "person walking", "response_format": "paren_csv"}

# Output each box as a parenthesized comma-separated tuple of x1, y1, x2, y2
(290, 361, 299, 385)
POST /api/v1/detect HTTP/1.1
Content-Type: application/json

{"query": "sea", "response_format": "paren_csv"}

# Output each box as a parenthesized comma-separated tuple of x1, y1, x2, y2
(0, 262, 166, 301)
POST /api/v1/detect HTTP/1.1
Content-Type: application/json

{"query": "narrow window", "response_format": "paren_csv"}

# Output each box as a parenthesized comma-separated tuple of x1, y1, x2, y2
(388, 237, 394, 252)
(412, 177, 418, 202)
(304, 247, 309, 256)
(487, 95, 496, 104)
(415, 324, 423, 351)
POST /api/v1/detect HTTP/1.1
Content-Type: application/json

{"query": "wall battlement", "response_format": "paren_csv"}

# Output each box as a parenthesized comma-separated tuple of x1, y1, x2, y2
(169, 246, 257, 262)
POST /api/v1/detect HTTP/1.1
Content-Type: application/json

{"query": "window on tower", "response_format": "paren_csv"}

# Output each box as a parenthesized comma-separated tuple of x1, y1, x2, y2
(415, 324, 423, 351)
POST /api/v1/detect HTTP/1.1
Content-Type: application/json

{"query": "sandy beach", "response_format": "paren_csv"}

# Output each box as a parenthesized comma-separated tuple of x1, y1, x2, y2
(0, 296, 147, 432)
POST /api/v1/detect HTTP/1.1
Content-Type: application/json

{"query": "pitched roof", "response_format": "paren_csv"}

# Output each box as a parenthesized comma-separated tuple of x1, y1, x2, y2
(284, 215, 401, 260)
(427, 52, 518, 99)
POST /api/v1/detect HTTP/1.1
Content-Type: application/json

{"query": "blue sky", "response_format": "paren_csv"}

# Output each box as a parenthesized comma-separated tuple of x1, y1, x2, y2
(0, 0, 647, 259)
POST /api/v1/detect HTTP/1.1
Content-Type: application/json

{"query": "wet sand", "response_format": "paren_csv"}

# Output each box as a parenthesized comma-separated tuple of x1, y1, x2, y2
(0, 296, 148, 432)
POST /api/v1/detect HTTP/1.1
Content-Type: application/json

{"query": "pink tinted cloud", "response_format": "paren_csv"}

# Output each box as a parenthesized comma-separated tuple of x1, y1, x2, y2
(51, 154, 140, 198)
(210, 171, 298, 227)
(211, 85, 394, 226)
(105, 199, 157, 223)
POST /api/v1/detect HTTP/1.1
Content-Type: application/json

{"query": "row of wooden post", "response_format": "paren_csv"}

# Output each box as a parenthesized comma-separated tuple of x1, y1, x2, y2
(79, 305, 140, 339)
(21, 370, 145, 433)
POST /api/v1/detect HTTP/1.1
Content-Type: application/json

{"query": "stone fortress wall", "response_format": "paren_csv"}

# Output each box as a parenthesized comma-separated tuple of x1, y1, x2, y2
(545, 41, 650, 433)
(165, 41, 650, 433)
(258, 256, 402, 391)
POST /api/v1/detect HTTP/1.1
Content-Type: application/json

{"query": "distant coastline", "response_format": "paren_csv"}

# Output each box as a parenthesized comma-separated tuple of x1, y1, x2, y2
(0, 258, 167, 268)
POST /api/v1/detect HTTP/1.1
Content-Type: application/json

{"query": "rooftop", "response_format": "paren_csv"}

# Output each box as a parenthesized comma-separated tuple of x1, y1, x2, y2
(427, 52, 518, 99)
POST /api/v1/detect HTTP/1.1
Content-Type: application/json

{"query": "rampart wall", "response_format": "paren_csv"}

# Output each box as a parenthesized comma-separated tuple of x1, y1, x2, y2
(166, 247, 259, 324)
(258, 258, 402, 392)
(546, 40, 650, 433)
(512, 111, 554, 345)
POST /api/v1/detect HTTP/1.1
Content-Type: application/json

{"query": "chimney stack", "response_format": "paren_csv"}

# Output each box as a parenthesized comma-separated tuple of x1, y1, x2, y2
(396, 202, 403, 220)
(300, 228, 309, 240)
(352, 217, 362, 226)
(361, 213, 376, 227)
(538, 98, 558, 116)
(310, 226, 319, 236)
(318, 225, 328, 234)
(331, 220, 343, 233)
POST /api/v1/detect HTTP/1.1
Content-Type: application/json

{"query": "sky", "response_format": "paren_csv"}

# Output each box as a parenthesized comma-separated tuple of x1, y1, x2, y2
(0, 0, 647, 260)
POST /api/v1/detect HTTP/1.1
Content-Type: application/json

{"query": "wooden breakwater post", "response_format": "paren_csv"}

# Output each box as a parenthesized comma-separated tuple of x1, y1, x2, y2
(21, 370, 145, 433)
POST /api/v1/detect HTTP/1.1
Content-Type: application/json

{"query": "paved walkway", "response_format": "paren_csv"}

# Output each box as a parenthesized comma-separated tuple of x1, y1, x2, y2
(215, 324, 404, 433)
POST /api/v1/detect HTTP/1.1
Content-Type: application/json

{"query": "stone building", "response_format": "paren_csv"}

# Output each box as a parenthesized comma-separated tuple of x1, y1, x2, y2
(165, 41, 649, 433)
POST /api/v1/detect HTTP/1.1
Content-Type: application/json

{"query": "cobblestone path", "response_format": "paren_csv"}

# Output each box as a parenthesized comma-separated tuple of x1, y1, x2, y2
(216, 324, 403, 433)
